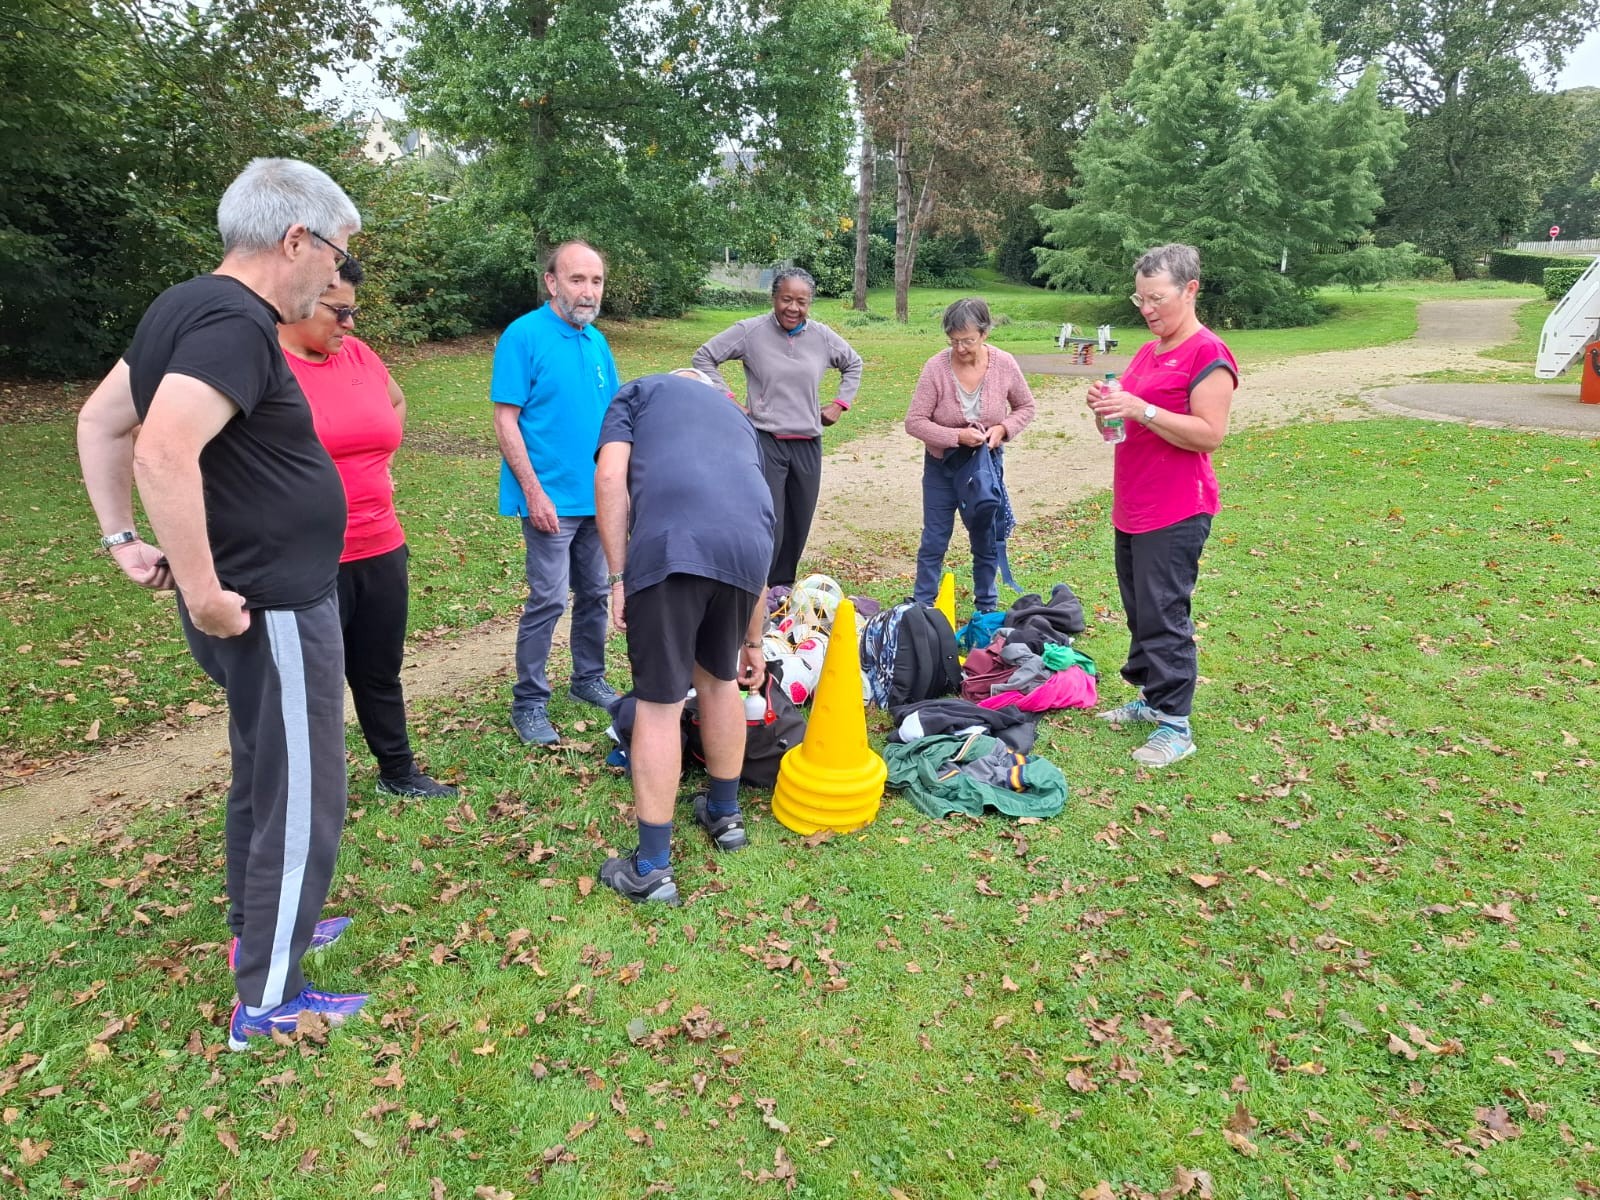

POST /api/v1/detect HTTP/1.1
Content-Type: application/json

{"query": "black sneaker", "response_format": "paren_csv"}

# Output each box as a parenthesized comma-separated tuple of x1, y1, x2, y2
(599, 853, 681, 906)
(376, 771, 459, 798)
(692, 794, 748, 852)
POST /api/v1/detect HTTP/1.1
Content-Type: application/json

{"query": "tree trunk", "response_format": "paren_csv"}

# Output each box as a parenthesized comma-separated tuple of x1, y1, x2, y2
(894, 125, 912, 323)
(852, 108, 874, 311)
(904, 161, 936, 292)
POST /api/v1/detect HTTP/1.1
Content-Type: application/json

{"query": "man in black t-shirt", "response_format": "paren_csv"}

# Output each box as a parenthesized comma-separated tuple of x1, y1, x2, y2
(77, 158, 369, 1050)
(593, 369, 776, 905)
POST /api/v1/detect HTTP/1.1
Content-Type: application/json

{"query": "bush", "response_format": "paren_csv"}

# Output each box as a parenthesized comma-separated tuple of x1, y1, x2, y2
(1487, 249, 1581, 284)
(1312, 242, 1442, 291)
(695, 283, 768, 309)
(795, 228, 893, 298)
(1544, 265, 1588, 300)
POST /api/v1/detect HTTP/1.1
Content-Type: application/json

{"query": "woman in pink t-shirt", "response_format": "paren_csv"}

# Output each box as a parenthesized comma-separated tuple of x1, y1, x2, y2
(279, 260, 457, 799)
(1086, 244, 1238, 769)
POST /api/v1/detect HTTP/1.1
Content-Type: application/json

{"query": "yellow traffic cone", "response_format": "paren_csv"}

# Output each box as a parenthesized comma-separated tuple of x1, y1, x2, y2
(933, 570, 965, 666)
(934, 570, 956, 632)
(771, 596, 886, 835)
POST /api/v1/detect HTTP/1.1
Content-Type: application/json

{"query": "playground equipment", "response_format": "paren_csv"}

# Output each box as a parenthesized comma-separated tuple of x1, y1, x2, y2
(1055, 322, 1119, 365)
(770, 595, 886, 835)
(1535, 255, 1600, 404)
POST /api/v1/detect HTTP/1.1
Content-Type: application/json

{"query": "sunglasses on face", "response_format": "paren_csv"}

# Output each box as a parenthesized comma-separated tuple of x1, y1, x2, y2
(319, 302, 359, 323)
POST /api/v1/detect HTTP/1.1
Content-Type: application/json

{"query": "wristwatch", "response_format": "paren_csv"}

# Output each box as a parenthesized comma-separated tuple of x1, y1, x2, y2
(100, 530, 139, 550)
(1142, 405, 1159, 425)
(606, 571, 624, 586)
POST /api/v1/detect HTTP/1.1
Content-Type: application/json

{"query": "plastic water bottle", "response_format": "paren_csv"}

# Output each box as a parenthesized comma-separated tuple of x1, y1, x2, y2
(1100, 372, 1126, 444)
(744, 690, 767, 723)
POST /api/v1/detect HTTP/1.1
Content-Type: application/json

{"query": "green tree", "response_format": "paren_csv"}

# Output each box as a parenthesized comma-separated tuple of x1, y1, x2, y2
(1311, 0, 1600, 273)
(1032, 0, 1401, 327)
(397, 0, 887, 317)
(0, 0, 371, 377)
(857, 0, 1148, 321)
(1527, 87, 1600, 241)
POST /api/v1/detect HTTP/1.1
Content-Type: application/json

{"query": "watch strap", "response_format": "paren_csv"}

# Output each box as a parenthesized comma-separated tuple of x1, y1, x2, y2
(100, 530, 139, 550)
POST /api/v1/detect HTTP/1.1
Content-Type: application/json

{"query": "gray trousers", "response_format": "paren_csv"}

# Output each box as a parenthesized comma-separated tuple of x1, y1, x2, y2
(180, 593, 348, 1009)
(513, 515, 610, 710)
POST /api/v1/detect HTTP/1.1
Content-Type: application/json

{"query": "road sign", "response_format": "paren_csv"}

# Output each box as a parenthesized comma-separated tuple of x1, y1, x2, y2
(1550, 225, 1562, 239)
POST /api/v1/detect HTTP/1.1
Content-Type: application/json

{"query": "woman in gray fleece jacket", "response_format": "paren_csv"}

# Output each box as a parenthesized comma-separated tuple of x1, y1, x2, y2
(691, 268, 863, 588)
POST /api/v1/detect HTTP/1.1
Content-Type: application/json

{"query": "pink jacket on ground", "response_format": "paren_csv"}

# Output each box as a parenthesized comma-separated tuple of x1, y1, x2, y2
(978, 667, 1098, 712)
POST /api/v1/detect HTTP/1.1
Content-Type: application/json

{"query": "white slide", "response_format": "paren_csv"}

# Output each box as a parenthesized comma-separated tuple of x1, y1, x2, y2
(1536, 255, 1600, 378)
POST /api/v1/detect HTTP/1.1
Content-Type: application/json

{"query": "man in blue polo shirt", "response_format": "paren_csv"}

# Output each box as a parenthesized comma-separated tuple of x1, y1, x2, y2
(491, 240, 622, 745)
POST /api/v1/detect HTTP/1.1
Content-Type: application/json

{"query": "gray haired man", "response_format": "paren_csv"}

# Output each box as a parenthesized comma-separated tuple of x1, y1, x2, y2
(77, 157, 368, 1049)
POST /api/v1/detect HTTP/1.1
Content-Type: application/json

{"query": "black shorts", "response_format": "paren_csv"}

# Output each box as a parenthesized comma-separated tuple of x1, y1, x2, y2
(626, 574, 760, 703)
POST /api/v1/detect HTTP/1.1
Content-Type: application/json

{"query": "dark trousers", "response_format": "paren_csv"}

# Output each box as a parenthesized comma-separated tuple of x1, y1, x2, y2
(913, 451, 1000, 610)
(180, 593, 348, 1009)
(336, 543, 414, 780)
(758, 432, 822, 588)
(513, 515, 609, 710)
(1113, 513, 1212, 718)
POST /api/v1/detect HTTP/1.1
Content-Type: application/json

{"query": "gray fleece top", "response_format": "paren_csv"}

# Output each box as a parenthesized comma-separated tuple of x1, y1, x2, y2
(690, 314, 864, 438)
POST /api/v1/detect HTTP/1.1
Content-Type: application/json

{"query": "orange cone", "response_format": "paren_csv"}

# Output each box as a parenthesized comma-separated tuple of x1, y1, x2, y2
(770, 596, 886, 835)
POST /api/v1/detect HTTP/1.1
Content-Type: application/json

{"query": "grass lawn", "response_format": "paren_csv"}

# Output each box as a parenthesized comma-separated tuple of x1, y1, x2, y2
(3, 417, 1599, 1197)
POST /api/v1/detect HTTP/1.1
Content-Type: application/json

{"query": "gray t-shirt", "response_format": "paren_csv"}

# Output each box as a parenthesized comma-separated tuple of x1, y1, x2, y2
(598, 373, 776, 596)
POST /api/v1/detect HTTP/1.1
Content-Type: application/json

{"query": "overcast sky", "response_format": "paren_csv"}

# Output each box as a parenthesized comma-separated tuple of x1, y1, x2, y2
(1554, 26, 1600, 89)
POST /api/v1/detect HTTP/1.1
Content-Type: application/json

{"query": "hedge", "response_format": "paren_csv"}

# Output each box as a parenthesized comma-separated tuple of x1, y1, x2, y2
(1543, 263, 1592, 301)
(1488, 249, 1584, 284)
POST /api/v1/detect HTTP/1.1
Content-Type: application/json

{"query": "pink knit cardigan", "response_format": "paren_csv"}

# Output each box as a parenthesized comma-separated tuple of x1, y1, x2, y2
(904, 346, 1037, 459)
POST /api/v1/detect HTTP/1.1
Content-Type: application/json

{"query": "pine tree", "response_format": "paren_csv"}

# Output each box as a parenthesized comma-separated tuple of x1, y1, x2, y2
(1033, 0, 1401, 326)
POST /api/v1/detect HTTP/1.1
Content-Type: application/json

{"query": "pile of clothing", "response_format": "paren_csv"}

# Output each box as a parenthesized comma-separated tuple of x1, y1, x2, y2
(958, 585, 1098, 713)
(882, 698, 1067, 819)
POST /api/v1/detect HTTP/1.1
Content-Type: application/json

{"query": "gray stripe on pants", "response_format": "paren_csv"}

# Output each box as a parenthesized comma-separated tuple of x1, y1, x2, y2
(263, 609, 313, 1008)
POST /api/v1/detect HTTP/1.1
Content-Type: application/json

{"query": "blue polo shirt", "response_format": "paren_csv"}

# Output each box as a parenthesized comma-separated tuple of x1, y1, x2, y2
(491, 303, 619, 517)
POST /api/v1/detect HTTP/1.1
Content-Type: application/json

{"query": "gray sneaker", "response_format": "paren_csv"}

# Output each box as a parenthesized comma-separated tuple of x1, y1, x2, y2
(692, 793, 748, 852)
(510, 705, 559, 746)
(1099, 693, 1160, 728)
(568, 677, 620, 711)
(599, 853, 681, 906)
(1130, 723, 1196, 768)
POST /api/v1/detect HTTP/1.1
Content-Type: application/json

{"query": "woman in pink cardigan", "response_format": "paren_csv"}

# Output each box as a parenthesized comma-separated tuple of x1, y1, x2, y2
(904, 297, 1037, 611)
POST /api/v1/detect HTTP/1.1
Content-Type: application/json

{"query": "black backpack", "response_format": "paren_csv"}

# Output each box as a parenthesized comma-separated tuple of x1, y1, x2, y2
(860, 602, 961, 710)
(684, 672, 807, 789)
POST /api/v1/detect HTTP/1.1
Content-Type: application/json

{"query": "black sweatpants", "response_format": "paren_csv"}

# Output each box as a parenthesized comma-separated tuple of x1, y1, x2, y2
(336, 543, 415, 780)
(1113, 513, 1212, 719)
(758, 431, 822, 589)
(180, 593, 349, 1009)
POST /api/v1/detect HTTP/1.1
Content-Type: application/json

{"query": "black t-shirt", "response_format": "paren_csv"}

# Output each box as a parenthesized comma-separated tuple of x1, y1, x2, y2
(123, 274, 346, 610)
(598, 373, 775, 596)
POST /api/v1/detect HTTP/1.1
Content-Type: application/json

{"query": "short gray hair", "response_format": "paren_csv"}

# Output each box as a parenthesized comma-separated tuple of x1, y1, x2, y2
(770, 267, 816, 299)
(1134, 243, 1201, 287)
(942, 296, 992, 337)
(217, 158, 360, 255)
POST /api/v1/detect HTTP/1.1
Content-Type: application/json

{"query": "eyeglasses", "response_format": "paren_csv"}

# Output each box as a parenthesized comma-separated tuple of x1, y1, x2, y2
(307, 229, 354, 270)
(948, 334, 983, 349)
(319, 302, 359, 323)
(1129, 292, 1173, 309)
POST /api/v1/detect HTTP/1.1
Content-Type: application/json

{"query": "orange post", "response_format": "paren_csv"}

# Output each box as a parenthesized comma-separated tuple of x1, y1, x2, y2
(1581, 340, 1600, 405)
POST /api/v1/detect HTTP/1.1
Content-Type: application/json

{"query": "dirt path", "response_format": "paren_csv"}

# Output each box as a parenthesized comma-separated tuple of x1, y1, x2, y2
(0, 299, 1543, 850)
